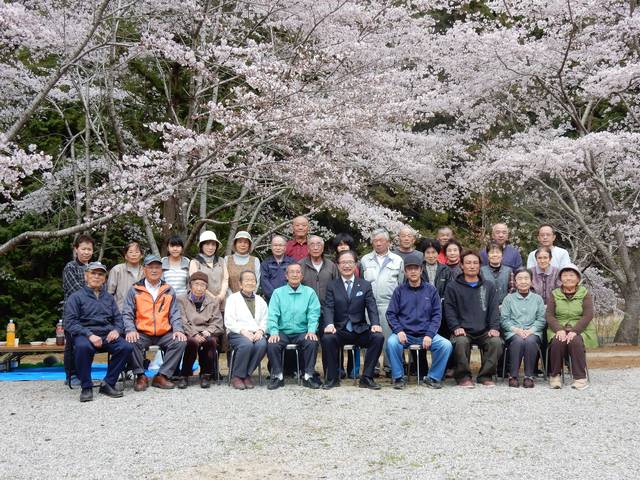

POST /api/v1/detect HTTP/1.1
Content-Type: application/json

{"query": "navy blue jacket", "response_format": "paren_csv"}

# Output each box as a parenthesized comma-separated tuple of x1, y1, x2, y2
(386, 281, 442, 339)
(260, 255, 295, 302)
(63, 286, 124, 337)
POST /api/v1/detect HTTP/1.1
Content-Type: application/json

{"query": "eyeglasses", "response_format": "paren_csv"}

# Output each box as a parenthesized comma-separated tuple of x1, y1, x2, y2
(339, 261, 355, 266)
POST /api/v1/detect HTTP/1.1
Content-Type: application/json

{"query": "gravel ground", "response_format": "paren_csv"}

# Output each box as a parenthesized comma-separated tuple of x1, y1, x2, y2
(1, 369, 639, 480)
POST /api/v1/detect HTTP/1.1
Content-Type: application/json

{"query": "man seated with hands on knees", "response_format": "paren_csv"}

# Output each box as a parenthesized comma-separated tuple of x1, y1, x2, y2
(266, 263, 322, 390)
(63, 261, 133, 402)
(386, 253, 453, 390)
(321, 250, 384, 390)
(122, 254, 187, 392)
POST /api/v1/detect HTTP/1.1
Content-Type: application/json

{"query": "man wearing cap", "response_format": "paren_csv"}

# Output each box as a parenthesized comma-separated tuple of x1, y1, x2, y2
(63, 262, 133, 402)
(385, 253, 453, 389)
(321, 250, 384, 390)
(122, 255, 187, 391)
(286, 216, 310, 261)
(225, 230, 261, 294)
(266, 263, 322, 390)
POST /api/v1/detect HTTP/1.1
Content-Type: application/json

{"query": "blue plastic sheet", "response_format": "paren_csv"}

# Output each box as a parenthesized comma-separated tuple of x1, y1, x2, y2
(0, 364, 157, 382)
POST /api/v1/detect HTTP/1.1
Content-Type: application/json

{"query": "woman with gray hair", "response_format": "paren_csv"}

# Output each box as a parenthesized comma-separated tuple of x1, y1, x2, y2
(224, 270, 268, 390)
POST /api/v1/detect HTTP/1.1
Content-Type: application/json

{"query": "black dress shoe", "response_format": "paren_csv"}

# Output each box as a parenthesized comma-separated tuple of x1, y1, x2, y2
(99, 383, 124, 398)
(358, 376, 381, 390)
(303, 376, 322, 389)
(322, 378, 340, 390)
(80, 388, 93, 402)
(176, 377, 188, 389)
(267, 377, 284, 390)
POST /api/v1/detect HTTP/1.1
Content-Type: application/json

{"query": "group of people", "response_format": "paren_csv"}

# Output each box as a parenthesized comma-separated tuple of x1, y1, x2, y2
(61, 217, 597, 402)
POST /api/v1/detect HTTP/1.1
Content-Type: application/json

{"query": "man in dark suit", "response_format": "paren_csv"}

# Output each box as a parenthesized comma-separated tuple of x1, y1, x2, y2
(321, 250, 385, 390)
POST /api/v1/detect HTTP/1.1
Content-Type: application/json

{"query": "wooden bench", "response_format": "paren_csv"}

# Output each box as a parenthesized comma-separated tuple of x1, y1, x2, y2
(0, 345, 65, 371)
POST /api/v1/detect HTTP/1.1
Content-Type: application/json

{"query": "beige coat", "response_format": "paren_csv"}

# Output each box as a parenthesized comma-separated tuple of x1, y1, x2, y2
(177, 293, 224, 338)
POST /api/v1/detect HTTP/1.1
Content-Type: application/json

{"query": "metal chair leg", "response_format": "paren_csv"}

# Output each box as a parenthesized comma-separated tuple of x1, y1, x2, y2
(227, 349, 235, 386)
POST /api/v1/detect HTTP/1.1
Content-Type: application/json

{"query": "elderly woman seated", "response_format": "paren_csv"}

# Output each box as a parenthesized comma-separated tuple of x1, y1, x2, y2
(224, 270, 268, 390)
(500, 268, 546, 388)
(176, 272, 224, 388)
(546, 264, 597, 390)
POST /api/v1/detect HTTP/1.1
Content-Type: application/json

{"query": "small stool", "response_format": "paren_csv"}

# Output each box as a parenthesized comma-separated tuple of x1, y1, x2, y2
(405, 344, 430, 385)
(227, 348, 263, 386)
(282, 344, 301, 385)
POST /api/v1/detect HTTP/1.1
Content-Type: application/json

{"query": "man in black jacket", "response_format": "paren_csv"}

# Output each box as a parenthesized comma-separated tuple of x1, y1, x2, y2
(444, 250, 502, 388)
(320, 250, 384, 390)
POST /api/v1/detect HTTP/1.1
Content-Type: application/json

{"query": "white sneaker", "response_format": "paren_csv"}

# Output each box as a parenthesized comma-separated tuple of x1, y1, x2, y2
(549, 375, 562, 389)
(571, 378, 590, 390)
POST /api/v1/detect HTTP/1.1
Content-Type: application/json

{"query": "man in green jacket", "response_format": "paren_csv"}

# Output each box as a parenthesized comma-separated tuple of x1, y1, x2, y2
(266, 263, 322, 390)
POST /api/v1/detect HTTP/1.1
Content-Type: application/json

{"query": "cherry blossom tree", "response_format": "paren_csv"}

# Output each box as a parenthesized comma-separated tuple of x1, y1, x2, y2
(1, 0, 457, 256)
(415, 0, 640, 342)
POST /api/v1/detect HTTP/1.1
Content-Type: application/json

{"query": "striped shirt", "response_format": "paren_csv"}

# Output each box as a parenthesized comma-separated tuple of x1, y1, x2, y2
(162, 256, 190, 295)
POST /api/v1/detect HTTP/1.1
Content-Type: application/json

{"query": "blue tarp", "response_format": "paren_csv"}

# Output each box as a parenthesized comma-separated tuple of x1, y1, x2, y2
(0, 364, 158, 382)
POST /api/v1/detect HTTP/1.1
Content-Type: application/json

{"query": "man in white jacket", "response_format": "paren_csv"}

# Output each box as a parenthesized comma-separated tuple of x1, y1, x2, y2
(360, 228, 404, 374)
(224, 271, 268, 390)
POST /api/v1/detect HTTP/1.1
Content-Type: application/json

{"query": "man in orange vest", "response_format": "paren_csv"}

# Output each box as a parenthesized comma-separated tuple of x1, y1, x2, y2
(123, 255, 187, 391)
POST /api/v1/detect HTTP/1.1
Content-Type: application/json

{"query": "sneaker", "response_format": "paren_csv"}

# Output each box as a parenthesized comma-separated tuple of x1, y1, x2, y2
(571, 378, 589, 390)
(392, 377, 407, 390)
(457, 378, 475, 388)
(508, 377, 519, 388)
(231, 377, 246, 390)
(423, 377, 443, 389)
(267, 377, 284, 390)
(66, 375, 82, 387)
(523, 377, 535, 389)
(243, 377, 255, 389)
(549, 375, 562, 389)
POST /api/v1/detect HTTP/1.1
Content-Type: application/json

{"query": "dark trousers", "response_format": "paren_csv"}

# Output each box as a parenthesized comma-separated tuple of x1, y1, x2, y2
(131, 332, 186, 377)
(507, 335, 541, 378)
(321, 329, 384, 382)
(549, 335, 587, 380)
(451, 333, 503, 382)
(74, 335, 133, 389)
(267, 333, 318, 377)
(228, 332, 267, 378)
(180, 336, 217, 377)
(64, 330, 76, 378)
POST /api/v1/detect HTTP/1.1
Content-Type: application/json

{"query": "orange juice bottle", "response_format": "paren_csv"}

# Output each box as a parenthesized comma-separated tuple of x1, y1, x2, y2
(6, 319, 15, 347)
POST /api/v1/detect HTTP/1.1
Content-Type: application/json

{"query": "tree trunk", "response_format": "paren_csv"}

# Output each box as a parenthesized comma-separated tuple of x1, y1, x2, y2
(614, 286, 640, 345)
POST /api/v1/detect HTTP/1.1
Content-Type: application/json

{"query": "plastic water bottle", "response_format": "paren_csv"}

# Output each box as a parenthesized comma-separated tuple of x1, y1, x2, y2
(56, 320, 65, 346)
(6, 319, 15, 347)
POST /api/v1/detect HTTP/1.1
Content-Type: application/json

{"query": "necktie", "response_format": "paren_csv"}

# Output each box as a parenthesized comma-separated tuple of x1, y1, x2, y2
(345, 280, 353, 332)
